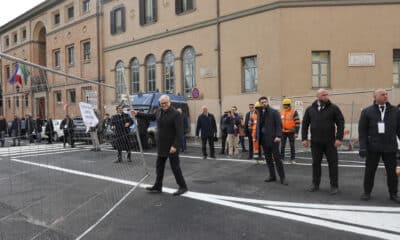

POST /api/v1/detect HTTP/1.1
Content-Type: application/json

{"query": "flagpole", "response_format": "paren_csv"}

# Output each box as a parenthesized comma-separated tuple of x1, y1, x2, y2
(0, 52, 114, 89)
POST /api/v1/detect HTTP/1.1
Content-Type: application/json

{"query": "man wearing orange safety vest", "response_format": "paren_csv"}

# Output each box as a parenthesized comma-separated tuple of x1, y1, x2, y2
(280, 98, 300, 164)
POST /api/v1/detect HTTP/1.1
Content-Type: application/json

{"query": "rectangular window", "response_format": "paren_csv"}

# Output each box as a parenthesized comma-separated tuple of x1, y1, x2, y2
(176, 0, 194, 14)
(55, 91, 62, 103)
(15, 96, 19, 108)
(242, 56, 258, 93)
(68, 90, 76, 103)
(110, 7, 125, 34)
(54, 12, 60, 25)
(83, 41, 91, 61)
(25, 94, 29, 107)
(5, 65, 10, 80)
(13, 33, 18, 44)
(312, 51, 330, 88)
(7, 98, 11, 109)
(393, 49, 400, 87)
(140, 0, 157, 25)
(5, 37, 9, 47)
(67, 46, 75, 65)
(83, 0, 90, 13)
(54, 50, 61, 68)
(22, 29, 27, 40)
(68, 6, 74, 20)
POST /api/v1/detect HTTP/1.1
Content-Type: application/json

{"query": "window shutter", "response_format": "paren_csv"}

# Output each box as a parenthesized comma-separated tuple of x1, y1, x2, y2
(121, 7, 126, 32)
(175, 0, 182, 14)
(187, 0, 194, 10)
(110, 10, 116, 34)
(139, 0, 145, 25)
(153, 0, 158, 22)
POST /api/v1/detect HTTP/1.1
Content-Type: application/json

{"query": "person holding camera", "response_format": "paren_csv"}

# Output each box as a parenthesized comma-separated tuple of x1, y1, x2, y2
(196, 105, 217, 159)
(225, 108, 241, 157)
(358, 89, 400, 203)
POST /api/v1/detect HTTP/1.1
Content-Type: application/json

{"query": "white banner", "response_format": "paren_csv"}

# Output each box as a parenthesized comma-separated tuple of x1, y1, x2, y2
(79, 102, 99, 128)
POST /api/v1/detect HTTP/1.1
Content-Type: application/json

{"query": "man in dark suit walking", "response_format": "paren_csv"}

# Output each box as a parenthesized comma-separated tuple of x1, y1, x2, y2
(196, 105, 217, 159)
(359, 89, 400, 203)
(132, 95, 188, 196)
(301, 89, 344, 195)
(257, 96, 288, 185)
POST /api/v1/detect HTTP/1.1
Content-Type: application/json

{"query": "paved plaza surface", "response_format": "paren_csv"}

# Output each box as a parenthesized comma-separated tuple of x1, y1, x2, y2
(0, 140, 398, 240)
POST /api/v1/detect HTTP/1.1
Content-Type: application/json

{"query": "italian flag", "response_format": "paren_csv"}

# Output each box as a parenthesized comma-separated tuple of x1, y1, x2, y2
(8, 63, 30, 85)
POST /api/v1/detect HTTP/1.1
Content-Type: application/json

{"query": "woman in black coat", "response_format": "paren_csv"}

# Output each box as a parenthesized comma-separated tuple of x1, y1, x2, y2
(111, 105, 133, 163)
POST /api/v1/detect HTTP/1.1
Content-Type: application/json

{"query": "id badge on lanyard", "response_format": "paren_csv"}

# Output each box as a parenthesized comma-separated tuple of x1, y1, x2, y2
(378, 106, 385, 134)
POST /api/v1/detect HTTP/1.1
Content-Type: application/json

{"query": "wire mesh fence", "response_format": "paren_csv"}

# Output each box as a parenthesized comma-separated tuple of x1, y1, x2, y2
(0, 52, 149, 239)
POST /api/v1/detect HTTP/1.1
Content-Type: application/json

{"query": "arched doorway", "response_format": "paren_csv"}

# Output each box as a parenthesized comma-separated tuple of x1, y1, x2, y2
(32, 22, 47, 119)
(33, 22, 46, 66)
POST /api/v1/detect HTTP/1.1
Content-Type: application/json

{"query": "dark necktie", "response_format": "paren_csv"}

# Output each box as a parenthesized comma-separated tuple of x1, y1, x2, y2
(380, 106, 385, 112)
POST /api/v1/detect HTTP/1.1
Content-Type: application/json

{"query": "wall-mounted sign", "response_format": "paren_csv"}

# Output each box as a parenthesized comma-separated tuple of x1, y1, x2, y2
(348, 53, 375, 67)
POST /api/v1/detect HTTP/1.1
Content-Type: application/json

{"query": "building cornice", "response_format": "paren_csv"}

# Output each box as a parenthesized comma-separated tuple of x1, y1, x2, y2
(0, 0, 65, 34)
(104, 0, 400, 53)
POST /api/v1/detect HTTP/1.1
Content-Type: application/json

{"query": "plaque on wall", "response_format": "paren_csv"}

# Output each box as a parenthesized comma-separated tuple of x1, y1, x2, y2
(348, 53, 375, 67)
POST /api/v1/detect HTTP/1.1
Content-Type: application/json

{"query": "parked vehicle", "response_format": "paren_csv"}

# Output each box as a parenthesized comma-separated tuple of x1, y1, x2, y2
(42, 119, 64, 142)
(128, 92, 190, 147)
(72, 117, 91, 142)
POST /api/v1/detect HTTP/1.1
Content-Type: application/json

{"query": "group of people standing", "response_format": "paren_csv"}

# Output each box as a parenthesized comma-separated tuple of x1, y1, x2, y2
(0, 114, 46, 147)
(194, 88, 399, 203)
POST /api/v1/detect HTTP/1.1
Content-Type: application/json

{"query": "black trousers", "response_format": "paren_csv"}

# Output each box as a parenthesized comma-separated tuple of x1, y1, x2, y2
(247, 133, 253, 158)
(201, 136, 215, 157)
(281, 132, 295, 160)
(154, 153, 187, 189)
(263, 142, 285, 180)
(63, 131, 75, 147)
(311, 142, 338, 187)
(364, 152, 398, 196)
(220, 131, 228, 154)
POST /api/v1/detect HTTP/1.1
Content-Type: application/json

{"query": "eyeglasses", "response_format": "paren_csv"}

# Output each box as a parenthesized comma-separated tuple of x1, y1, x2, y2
(160, 102, 169, 105)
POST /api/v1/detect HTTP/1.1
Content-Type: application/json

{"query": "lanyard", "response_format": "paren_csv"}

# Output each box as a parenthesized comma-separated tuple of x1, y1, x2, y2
(379, 105, 386, 122)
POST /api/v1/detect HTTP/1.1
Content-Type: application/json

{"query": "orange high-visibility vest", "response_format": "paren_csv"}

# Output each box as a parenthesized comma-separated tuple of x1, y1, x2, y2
(251, 111, 260, 158)
(280, 108, 299, 133)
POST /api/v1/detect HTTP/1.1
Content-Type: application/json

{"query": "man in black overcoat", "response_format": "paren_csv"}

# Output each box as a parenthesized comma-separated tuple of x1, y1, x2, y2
(132, 95, 188, 196)
(359, 89, 400, 203)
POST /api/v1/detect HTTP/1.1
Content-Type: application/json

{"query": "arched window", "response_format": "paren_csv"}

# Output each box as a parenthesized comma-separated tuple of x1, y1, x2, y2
(115, 61, 126, 101)
(182, 47, 196, 97)
(146, 55, 156, 92)
(163, 51, 175, 94)
(130, 58, 140, 94)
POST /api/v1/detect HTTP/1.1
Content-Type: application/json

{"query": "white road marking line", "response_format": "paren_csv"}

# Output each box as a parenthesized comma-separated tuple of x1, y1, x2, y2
(9, 157, 400, 240)
(104, 150, 379, 169)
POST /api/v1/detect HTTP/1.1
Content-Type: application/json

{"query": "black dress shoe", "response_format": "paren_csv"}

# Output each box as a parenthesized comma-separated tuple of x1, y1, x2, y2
(113, 159, 122, 163)
(390, 195, 400, 203)
(264, 177, 277, 182)
(280, 178, 288, 185)
(308, 185, 319, 192)
(360, 193, 371, 201)
(173, 188, 188, 196)
(210, 155, 216, 159)
(146, 186, 162, 193)
(330, 187, 339, 195)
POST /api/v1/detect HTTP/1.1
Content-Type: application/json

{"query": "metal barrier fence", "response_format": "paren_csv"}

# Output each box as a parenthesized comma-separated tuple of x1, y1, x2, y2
(269, 87, 399, 150)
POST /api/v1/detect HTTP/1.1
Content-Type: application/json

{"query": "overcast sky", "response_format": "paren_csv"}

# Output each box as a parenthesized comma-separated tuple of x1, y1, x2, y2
(0, 0, 46, 27)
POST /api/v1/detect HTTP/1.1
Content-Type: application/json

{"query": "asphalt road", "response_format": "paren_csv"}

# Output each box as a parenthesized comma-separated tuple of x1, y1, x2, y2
(0, 141, 398, 240)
